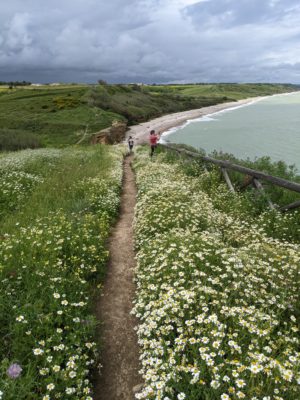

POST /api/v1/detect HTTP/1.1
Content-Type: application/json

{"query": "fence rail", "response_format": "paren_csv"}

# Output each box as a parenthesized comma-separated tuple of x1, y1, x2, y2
(162, 143, 300, 212)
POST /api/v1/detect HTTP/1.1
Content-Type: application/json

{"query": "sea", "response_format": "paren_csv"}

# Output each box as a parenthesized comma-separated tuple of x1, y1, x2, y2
(162, 91, 300, 172)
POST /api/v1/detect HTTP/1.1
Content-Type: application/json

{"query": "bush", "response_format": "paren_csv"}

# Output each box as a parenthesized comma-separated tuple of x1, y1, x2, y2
(53, 96, 80, 109)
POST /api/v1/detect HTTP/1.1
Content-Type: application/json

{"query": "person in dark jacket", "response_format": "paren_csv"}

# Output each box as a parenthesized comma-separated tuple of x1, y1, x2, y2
(128, 136, 134, 153)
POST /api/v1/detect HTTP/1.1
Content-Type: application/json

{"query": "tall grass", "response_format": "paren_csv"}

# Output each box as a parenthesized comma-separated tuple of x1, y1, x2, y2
(0, 145, 124, 399)
(1, 146, 114, 229)
(0, 129, 41, 151)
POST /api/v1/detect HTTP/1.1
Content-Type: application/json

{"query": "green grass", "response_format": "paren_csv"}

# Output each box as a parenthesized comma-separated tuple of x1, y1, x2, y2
(0, 146, 125, 229)
(145, 83, 298, 100)
(0, 145, 124, 399)
(132, 147, 300, 400)
(0, 87, 122, 147)
(0, 129, 41, 151)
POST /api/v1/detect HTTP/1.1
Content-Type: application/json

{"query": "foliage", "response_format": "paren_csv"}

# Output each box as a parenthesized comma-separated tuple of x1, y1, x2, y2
(132, 148, 300, 400)
(145, 83, 298, 101)
(159, 145, 300, 241)
(85, 85, 226, 125)
(53, 96, 80, 109)
(0, 81, 31, 87)
(0, 145, 124, 399)
(209, 151, 300, 211)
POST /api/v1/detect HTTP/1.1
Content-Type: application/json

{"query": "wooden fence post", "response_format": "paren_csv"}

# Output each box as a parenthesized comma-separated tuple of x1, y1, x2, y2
(221, 168, 235, 192)
(280, 200, 300, 212)
(253, 178, 276, 210)
(161, 144, 300, 213)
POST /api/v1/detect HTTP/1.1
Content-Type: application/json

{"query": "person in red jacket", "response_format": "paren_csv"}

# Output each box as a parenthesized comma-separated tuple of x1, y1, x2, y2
(149, 130, 160, 157)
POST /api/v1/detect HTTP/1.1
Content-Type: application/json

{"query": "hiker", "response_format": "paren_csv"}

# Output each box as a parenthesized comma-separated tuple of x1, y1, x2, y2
(128, 136, 134, 153)
(149, 130, 160, 157)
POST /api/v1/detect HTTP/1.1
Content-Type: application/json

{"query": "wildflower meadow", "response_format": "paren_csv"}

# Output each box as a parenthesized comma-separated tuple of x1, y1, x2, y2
(133, 148, 300, 400)
(0, 146, 123, 399)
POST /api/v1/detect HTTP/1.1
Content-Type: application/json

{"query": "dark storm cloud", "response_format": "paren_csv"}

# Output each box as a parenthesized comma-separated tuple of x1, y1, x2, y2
(0, 0, 300, 83)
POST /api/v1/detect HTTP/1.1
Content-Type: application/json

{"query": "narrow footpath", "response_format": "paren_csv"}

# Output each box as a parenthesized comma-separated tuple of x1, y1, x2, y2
(95, 155, 141, 400)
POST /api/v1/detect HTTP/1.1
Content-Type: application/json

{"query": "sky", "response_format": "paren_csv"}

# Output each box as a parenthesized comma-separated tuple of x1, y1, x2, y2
(0, 0, 300, 83)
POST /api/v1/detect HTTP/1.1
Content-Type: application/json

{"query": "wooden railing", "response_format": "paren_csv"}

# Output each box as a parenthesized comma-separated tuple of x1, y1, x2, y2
(161, 144, 300, 212)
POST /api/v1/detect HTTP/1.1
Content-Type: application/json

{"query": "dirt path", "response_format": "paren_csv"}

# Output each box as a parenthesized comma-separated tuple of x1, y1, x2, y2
(95, 155, 141, 400)
(76, 124, 89, 144)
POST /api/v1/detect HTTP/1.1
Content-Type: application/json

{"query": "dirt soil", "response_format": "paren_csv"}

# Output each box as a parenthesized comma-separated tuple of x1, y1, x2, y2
(95, 155, 142, 400)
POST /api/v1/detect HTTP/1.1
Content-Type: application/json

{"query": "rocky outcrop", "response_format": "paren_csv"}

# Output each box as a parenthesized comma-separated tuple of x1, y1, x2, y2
(91, 120, 127, 144)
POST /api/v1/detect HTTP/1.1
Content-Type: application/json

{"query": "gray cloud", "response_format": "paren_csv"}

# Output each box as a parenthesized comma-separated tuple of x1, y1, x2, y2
(185, 0, 300, 27)
(0, 0, 300, 83)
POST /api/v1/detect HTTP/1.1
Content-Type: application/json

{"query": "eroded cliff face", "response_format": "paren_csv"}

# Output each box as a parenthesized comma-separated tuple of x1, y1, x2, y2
(91, 120, 127, 144)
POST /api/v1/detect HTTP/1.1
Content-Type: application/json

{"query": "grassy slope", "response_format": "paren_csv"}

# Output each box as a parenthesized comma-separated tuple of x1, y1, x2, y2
(132, 147, 300, 400)
(145, 83, 298, 100)
(0, 83, 298, 148)
(0, 86, 122, 147)
(0, 146, 124, 399)
(86, 84, 227, 124)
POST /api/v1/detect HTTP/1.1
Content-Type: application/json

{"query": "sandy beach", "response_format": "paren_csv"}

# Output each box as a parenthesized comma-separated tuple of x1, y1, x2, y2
(125, 97, 263, 145)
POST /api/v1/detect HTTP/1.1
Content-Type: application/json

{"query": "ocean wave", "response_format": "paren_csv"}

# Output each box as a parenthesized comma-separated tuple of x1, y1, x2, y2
(160, 98, 262, 141)
(160, 91, 298, 143)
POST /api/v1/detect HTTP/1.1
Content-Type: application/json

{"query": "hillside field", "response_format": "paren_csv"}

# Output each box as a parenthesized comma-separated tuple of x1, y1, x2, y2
(0, 83, 298, 150)
(144, 83, 298, 100)
(133, 146, 300, 400)
(0, 143, 299, 399)
(0, 145, 124, 399)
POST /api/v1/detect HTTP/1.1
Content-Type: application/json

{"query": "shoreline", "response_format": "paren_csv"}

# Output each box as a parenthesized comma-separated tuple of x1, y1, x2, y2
(125, 96, 265, 145)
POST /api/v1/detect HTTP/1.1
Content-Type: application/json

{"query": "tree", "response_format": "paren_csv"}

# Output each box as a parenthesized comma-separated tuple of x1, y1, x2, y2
(98, 79, 108, 85)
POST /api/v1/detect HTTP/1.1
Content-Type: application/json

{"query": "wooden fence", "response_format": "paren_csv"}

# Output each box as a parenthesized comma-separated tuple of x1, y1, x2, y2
(161, 144, 300, 212)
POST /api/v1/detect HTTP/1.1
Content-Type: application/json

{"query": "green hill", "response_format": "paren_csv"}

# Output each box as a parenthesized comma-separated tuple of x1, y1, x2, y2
(0, 83, 298, 150)
(0, 86, 122, 148)
(144, 82, 298, 100)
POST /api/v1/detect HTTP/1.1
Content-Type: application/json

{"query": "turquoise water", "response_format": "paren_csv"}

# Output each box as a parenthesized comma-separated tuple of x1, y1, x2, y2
(163, 92, 300, 171)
